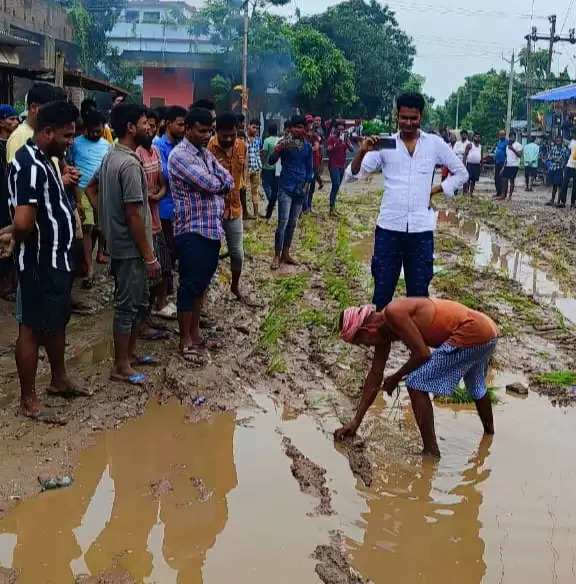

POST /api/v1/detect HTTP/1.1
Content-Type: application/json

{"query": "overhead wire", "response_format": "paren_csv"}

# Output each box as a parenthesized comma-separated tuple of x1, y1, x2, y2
(560, 0, 576, 34)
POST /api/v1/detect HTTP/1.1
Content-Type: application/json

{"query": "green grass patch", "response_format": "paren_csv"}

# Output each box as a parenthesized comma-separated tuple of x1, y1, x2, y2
(298, 308, 336, 330)
(533, 371, 576, 387)
(435, 385, 499, 405)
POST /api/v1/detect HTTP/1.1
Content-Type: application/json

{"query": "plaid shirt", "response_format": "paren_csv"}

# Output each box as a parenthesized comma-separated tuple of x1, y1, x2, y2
(168, 138, 234, 240)
(247, 136, 262, 172)
(547, 144, 570, 172)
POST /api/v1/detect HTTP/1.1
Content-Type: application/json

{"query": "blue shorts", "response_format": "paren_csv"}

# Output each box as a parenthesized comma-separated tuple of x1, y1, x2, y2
(406, 339, 497, 400)
(175, 232, 220, 312)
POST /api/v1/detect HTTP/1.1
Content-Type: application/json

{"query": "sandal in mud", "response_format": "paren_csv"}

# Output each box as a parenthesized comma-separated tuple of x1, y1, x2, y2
(110, 373, 148, 386)
(46, 384, 92, 398)
(132, 355, 160, 367)
(181, 346, 207, 366)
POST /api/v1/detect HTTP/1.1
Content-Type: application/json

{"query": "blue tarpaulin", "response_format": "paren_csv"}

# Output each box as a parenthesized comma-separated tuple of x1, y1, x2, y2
(530, 84, 576, 102)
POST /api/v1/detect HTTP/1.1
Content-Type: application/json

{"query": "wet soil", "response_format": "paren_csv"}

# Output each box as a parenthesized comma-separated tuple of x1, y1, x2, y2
(1, 182, 576, 583)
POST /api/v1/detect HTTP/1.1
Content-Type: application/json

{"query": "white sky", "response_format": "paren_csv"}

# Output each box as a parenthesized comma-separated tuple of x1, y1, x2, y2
(281, 0, 576, 103)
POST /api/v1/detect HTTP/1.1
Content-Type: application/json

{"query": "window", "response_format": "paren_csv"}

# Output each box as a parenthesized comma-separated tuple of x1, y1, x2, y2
(142, 11, 161, 24)
(124, 10, 140, 23)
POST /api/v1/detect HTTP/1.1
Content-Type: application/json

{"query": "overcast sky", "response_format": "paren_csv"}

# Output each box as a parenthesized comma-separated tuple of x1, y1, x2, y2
(281, 0, 576, 103)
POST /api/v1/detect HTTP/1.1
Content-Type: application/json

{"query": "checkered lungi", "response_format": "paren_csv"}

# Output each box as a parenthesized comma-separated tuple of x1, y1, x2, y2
(405, 339, 497, 400)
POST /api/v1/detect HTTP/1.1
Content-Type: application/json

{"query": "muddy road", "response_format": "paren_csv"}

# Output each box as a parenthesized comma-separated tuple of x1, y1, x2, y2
(0, 179, 575, 583)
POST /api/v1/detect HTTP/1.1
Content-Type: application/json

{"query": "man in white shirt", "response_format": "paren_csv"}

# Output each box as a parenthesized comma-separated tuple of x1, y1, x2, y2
(351, 92, 468, 310)
(496, 131, 522, 201)
(559, 128, 576, 208)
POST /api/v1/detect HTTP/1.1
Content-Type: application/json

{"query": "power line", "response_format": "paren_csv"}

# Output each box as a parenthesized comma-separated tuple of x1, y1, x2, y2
(560, 0, 576, 34)
(385, 0, 549, 20)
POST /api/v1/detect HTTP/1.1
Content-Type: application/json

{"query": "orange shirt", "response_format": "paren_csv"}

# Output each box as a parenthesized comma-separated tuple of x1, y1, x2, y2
(207, 136, 246, 220)
(420, 299, 498, 348)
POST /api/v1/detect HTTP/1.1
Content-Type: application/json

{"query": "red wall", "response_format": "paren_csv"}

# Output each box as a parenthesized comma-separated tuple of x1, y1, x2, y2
(143, 68, 195, 108)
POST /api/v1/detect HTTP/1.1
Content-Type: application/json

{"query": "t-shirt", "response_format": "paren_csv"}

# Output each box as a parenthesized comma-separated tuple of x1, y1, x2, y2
(494, 138, 508, 165)
(327, 136, 348, 169)
(6, 121, 33, 163)
(306, 133, 322, 169)
(453, 139, 470, 162)
(466, 143, 482, 165)
(95, 144, 152, 259)
(523, 142, 540, 167)
(566, 139, 576, 169)
(69, 136, 111, 188)
(136, 144, 163, 235)
(505, 141, 522, 167)
(262, 136, 280, 171)
(418, 299, 498, 348)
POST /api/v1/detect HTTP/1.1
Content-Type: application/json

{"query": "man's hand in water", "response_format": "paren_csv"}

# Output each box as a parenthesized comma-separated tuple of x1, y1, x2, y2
(381, 376, 399, 396)
(334, 421, 359, 441)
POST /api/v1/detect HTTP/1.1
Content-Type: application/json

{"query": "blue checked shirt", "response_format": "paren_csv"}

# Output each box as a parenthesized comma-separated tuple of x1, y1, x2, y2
(168, 138, 234, 240)
(247, 136, 262, 172)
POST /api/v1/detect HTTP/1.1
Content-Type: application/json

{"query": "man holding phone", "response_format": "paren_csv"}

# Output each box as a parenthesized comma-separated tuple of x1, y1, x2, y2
(351, 92, 468, 310)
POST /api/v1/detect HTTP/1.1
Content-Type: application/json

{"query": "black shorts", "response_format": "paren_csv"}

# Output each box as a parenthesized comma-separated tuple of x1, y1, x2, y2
(19, 266, 74, 334)
(467, 163, 481, 183)
(175, 232, 220, 311)
(525, 166, 538, 178)
(502, 166, 519, 180)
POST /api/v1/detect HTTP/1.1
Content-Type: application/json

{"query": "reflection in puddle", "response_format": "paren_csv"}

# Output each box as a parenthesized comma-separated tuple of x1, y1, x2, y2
(1, 389, 576, 583)
(438, 210, 576, 323)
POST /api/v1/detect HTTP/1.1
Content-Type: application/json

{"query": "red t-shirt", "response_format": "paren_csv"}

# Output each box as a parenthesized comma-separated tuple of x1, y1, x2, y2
(306, 133, 322, 169)
(327, 136, 348, 169)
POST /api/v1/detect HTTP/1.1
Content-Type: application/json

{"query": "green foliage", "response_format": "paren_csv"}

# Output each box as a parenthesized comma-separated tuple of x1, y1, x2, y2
(304, 0, 415, 119)
(210, 74, 233, 111)
(362, 120, 388, 135)
(436, 386, 499, 405)
(534, 371, 576, 387)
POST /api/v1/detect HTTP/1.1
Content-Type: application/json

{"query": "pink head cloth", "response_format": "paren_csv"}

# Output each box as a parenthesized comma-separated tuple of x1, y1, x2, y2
(340, 305, 374, 343)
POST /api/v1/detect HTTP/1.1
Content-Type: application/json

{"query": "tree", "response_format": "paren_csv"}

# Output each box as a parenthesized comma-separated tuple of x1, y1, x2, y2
(304, 0, 415, 119)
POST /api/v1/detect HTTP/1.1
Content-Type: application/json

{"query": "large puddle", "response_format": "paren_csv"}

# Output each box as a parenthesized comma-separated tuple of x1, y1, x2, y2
(1, 379, 576, 583)
(438, 210, 576, 324)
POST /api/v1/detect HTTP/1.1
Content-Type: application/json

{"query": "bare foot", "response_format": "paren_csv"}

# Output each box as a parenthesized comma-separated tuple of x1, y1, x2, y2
(421, 448, 441, 458)
(20, 398, 67, 425)
(47, 376, 90, 397)
(281, 254, 298, 266)
(271, 257, 281, 270)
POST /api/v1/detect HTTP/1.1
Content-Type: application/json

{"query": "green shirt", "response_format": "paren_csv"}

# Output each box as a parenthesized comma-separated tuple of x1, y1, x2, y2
(262, 136, 280, 171)
(523, 142, 539, 167)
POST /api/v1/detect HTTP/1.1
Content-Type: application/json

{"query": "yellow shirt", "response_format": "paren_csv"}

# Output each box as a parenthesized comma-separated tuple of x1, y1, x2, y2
(103, 125, 114, 144)
(6, 121, 33, 163)
(207, 136, 247, 220)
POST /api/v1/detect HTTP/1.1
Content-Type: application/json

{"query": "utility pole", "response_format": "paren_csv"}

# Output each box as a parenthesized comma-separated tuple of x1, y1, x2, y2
(455, 90, 460, 129)
(503, 51, 515, 137)
(242, 0, 249, 124)
(547, 15, 556, 77)
(525, 32, 533, 137)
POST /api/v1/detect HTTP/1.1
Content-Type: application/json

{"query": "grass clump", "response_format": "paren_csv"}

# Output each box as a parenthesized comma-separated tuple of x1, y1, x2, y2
(435, 385, 499, 405)
(533, 371, 576, 387)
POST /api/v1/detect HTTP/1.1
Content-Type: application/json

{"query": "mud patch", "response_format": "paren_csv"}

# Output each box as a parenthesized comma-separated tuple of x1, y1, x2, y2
(282, 436, 334, 516)
(0, 567, 18, 584)
(340, 438, 372, 487)
(314, 539, 367, 584)
(190, 476, 213, 502)
(149, 478, 173, 499)
(75, 570, 136, 584)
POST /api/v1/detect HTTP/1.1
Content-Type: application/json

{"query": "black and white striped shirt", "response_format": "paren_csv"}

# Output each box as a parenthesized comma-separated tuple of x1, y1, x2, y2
(8, 140, 76, 272)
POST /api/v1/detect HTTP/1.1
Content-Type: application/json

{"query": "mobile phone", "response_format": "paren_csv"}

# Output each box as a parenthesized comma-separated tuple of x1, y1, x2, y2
(375, 136, 396, 150)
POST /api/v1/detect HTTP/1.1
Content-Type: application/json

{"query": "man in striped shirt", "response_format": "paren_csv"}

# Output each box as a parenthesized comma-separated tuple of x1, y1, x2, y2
(168, 108, 234, 360)
(8, 101, 81, 423)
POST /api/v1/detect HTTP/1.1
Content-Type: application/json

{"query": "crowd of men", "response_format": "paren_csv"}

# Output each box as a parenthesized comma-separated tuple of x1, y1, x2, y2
(0, 83, 361, 423)
(0, 85, 512, 457)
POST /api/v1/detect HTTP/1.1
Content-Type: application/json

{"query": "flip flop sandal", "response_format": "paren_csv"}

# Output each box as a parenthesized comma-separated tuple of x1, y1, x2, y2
(133, 355, 160, 367)
(110, 373, 148, 386)
(46, 385, 92, 398)
(20, 408, 67, 425)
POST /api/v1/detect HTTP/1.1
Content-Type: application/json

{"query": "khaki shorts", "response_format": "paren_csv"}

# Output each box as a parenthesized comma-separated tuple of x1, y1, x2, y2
(79, 190, 95, 227)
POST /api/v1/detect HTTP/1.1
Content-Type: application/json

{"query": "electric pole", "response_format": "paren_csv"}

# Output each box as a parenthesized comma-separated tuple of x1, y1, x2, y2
(547, 15, 556, 77)
(525, 32, 533, 137)
(242, 0, 249, 123)
(528, 15, 576, 80)
(503, 51, 515, 137)
(455, 90, 460, 129)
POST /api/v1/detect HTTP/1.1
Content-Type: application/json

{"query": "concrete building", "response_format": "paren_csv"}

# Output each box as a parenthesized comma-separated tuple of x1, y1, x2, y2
(107, 0, 222, 108)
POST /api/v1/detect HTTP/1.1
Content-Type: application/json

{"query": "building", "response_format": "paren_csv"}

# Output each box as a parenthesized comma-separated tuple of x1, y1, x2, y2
(107, 0, 223, 108)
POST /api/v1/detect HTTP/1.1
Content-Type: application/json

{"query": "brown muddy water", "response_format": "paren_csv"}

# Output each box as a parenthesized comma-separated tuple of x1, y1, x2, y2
(1, 376, 575, 583)
(437, 210, 576, 324)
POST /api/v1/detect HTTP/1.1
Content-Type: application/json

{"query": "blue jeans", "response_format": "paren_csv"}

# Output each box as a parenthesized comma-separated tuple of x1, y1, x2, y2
(371, 227, 434, 309)
(275, 188, 304, 255)
(262, 169, 279, 219)
(329, 167, 345, 208)
(303, 170, 318, 212)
